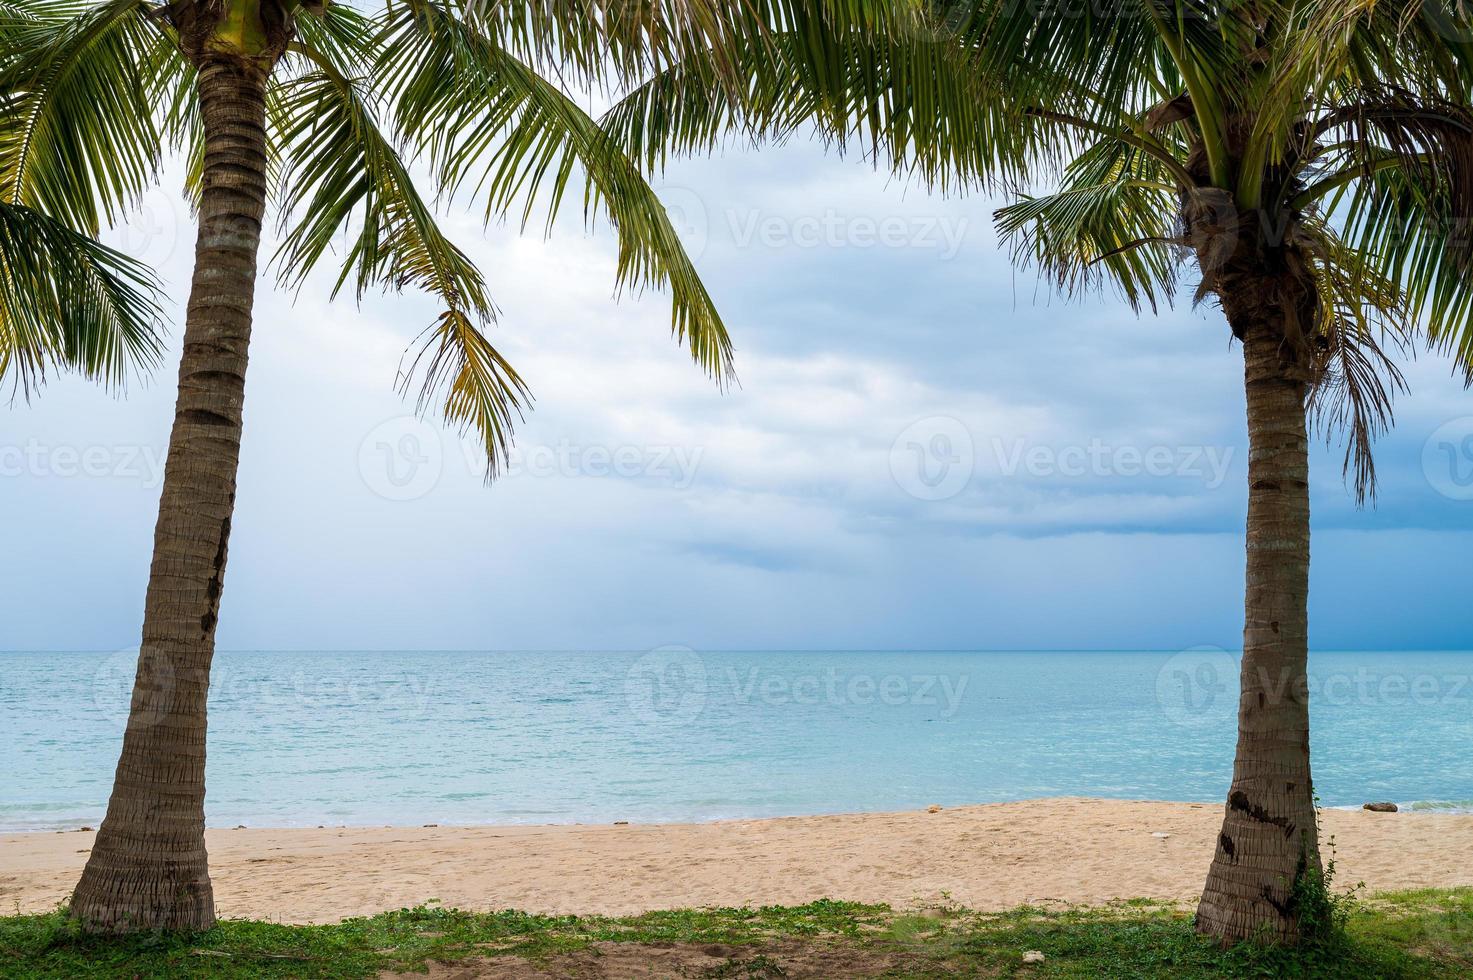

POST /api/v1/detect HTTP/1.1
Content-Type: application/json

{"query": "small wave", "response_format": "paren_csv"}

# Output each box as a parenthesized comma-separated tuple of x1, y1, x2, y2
(1324, 800, 1473, 815)
(1401, 800, 1473, 814)
(1330, 800, 1473, 814)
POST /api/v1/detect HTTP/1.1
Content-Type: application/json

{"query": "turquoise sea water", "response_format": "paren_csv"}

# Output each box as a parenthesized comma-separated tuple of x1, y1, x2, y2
(3, 650, 1472, 832)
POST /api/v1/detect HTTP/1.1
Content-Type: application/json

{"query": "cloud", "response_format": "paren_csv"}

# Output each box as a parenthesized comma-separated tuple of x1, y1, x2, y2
(3, 137, 1469, 652)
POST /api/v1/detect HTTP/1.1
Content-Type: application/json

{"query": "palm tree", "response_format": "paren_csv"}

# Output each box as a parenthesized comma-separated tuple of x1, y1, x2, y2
(607, 0, 1473, 945)
(0, 0, 890, 933)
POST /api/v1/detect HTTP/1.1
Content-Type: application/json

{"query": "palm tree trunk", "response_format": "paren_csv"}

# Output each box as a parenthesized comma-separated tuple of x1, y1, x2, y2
(70, 56, 271, 933)
(1196, 315, 1320, 945)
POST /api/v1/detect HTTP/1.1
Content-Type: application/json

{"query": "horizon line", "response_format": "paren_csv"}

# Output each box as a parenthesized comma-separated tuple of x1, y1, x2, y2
(6, 647, 1471, 655)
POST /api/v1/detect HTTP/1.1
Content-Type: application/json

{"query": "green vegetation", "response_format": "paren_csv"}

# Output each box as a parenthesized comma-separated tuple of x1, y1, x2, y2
(4, 890, 1472, 978)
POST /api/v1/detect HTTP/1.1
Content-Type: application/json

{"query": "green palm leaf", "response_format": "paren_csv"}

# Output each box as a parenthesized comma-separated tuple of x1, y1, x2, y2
(379, 0, 734, 382)
(0, 200, 164, 392)
(0, 0, 173, 233)
(461, 0, 924, 91)
(272, 20, 530, 474)
(994, 139, 1182, 312)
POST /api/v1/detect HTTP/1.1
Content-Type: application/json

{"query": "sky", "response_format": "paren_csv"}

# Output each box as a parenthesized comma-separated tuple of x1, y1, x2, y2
(3, 133, 1471, 654)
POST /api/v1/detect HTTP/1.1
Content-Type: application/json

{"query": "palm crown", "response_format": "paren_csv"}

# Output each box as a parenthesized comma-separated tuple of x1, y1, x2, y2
(0, 0, 788, 466)
(612, 0, 1473, 494)
(968, 0, 1473, 497)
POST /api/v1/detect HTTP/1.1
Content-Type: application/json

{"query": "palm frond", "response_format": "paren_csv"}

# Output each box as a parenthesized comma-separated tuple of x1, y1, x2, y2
(0, 0, 173, 233)
(994, 139, 1183, 312)
(272, 26, 529, 474)
(602, 7, 1020, 193)
(380, 0, 734, 381)
(0, 200, 165, 393)
(938, 0, 1238, 179)
(1314, 95, 1473, 379)
(1298, 218, 1410, 503)
(459, 0, 926, 90)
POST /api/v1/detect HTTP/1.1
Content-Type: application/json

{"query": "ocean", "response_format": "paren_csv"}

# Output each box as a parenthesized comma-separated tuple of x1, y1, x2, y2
(3, 649, 1471, 832)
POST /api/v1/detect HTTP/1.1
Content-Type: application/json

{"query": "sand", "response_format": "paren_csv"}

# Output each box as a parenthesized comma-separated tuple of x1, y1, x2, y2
(3, 799, 1471, 923)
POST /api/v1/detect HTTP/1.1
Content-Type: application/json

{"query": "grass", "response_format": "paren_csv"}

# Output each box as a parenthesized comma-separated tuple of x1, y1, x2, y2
(2, 889, 1472, 978)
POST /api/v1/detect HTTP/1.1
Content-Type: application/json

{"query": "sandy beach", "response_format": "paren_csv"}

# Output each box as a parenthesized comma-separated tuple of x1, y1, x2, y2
(4, 799, 1470, 923)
